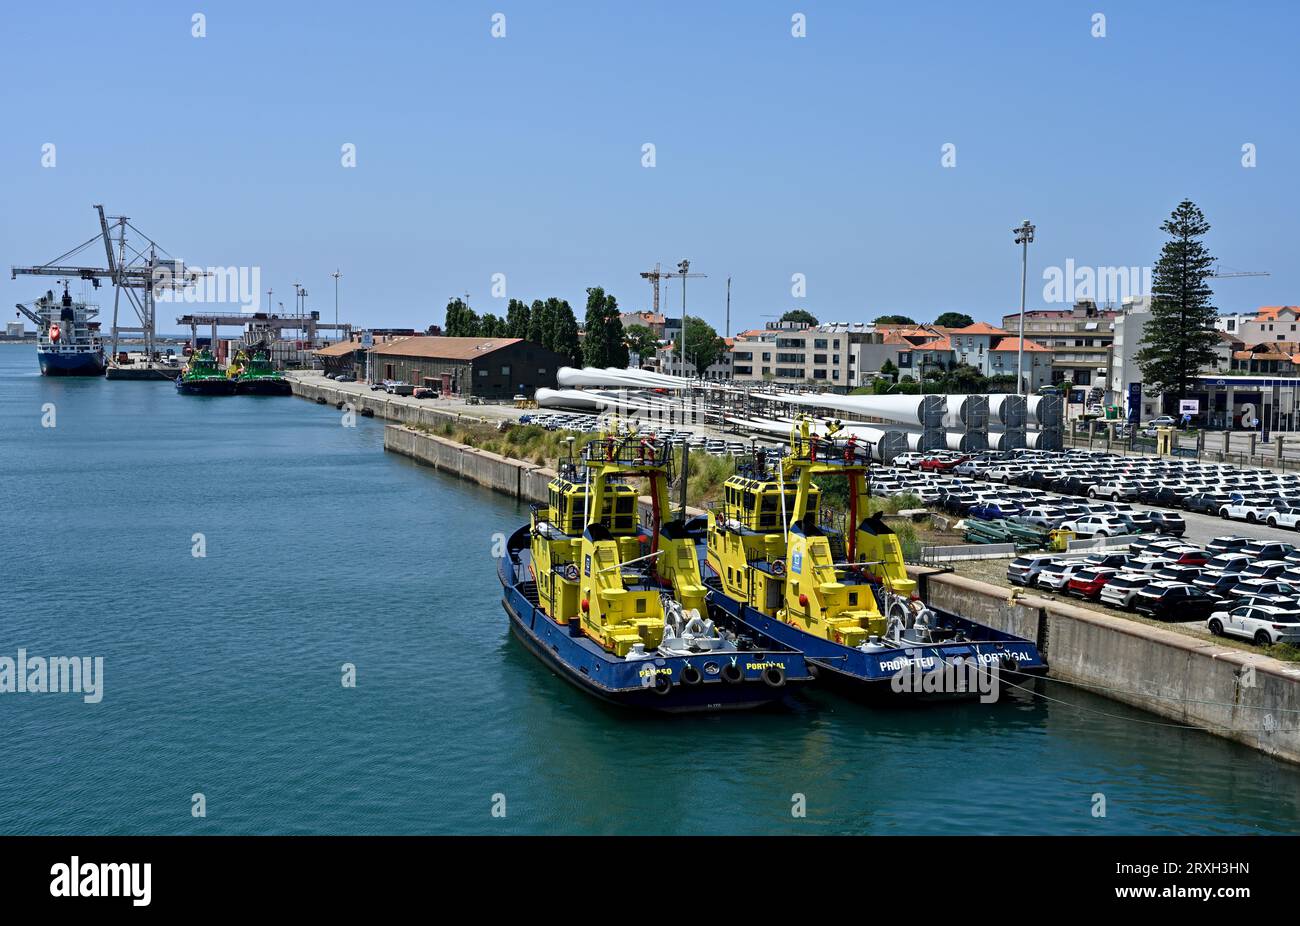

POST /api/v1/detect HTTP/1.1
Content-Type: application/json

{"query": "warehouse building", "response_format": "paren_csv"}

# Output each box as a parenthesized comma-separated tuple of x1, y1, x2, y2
(367, 336, 567, 399)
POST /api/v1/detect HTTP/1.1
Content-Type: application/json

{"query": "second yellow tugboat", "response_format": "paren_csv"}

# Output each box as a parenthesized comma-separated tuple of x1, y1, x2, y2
(706, 417, 1045, 699)
(497, 422, 812, 711)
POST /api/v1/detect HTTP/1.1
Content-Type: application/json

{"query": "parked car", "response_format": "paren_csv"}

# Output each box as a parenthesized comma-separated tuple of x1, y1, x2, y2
(1035, 560, 1088, 591)
(1205, 536, 1252, 556)
(1060, 515, 1130, 538)
(1067, 567, 1120, 599)
(1186, 493, 1234, 515)
(1207, 605, 1300, 647)
(1146, 416, 1178, 427)
(1229, 578, 1300, 601)
(1007, 554, 1058, 587)
(1132, 582, 1219, 621)
(1088, 480, 1140, 501)
(1098, 572, 1154, 609)
(1266, 507, 1300, 529)
(1011, 507, 1068, 531)
(892, 452, 926, 469)
(919, 454, 966, 473)
(968, 500, 1022, 520)
(1194, 571, 1242, 597)
(1201, 553, 1250, 575)
(1153, 546, 1208, 567)
(1145, 512, 1186, 536)
(1219, 500, 1273, 522)
(1242, 541, 1297, 561)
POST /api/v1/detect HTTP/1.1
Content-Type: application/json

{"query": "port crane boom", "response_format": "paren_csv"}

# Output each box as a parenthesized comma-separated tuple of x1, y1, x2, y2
(10, 204, 207, 366)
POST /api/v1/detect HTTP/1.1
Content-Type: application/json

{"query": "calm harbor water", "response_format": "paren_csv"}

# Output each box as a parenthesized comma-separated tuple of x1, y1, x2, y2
(1, 342, 1298, 835)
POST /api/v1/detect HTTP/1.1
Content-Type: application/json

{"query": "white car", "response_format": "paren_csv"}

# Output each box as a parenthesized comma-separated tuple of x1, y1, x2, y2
(1265, 507, 1300, 529)
(1088, 480, 1139, 501)
(1207, 604, 1300, 647)
(953, 458, 992, 477)
(1098, 572, 1154, 609)
(1034, 559, 1088, 591)
(892, 452, 926, 469)
(1060, 514, 1130, 538)
(985, 465, 1026, 483)
(1219, 501, 1273, 523)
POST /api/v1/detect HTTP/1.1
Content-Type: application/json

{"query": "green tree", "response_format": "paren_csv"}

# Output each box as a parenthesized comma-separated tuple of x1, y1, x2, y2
(505, 299, 531, 339)
(874, 314, 916, 325)
(879, 358, 898, 378)
(934, 311, 974, 328)
(479, 313, 507, 337)
(526, 299, 549, 346)
(780, 309, 818, 326)
(623, 324, 659, 364)
(549, 299, 582, 367)
(684, 315, 725, 375)
(1135, 200, 1219, 400)
(444, 298, 480, 337)
(581, 286, 628, 368)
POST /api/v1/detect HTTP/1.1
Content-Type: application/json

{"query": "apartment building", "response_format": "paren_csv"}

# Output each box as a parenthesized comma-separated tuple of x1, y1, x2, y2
(730, 322, 880, 388)
(1001, 300, 1119, 388)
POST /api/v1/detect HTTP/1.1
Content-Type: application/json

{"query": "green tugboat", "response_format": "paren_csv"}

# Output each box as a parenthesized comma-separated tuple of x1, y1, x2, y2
(231, 349, 292, 396)
(175, 348, 236, 396)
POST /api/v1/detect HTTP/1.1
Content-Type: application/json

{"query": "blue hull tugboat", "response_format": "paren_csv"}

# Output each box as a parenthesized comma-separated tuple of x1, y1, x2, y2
(498, 424, 812, 712)
(705, 417, 1045, 700)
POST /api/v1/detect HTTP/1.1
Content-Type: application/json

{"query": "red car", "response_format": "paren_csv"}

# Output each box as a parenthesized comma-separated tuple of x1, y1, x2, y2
(1166, 549, 1208, 567)
(1067, 567, 1120, 599)
(919, 454, 968, 473)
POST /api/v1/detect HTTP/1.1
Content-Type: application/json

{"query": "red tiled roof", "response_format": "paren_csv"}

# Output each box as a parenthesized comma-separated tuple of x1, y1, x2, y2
(1256, 306, 1300, 320)
(369, 336, 522, 360)
(990, 336, 1051, 352)
(949, 322, 1010, 335)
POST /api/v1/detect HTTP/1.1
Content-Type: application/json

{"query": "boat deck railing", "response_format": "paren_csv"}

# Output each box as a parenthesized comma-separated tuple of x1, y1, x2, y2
(581, 436, 670, 468)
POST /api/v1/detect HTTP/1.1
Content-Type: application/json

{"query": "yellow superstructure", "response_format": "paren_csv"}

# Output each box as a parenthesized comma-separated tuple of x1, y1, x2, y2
(707, 418, 916, 648)
(529, 427, 708, 657)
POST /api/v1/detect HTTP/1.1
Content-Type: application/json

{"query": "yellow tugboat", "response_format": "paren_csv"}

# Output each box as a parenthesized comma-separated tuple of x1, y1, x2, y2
(706, 417, 1045, 698)
(497, 420, 811, 711)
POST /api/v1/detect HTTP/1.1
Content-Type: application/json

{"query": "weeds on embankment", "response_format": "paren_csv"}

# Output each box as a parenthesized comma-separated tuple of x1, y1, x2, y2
(413, 420, 944, 554)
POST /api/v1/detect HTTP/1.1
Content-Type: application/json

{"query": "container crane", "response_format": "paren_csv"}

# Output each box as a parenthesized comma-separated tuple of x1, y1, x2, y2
(10, 204, 207, 367)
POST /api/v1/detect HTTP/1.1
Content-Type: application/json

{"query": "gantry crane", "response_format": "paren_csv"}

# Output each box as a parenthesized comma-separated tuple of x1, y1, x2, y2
(10, 204, 207, 365)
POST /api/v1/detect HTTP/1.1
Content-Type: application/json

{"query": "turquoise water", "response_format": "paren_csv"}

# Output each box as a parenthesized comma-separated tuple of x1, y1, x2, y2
(1, 342, 1298, 835)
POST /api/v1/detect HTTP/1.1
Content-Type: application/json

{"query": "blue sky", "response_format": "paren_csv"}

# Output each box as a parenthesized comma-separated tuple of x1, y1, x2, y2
(2, 0, 1296, 335)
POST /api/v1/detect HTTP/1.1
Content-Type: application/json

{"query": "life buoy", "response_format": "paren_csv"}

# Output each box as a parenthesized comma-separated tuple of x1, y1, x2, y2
(771, 559, 786, 576)
(49, 324, 61, 342)
(563, 563, 579, 581)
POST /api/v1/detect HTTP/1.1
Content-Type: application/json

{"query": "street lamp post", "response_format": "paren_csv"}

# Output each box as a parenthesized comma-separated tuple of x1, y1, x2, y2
(331, 269, 342, 339)
(1013, 219, 1035, 396)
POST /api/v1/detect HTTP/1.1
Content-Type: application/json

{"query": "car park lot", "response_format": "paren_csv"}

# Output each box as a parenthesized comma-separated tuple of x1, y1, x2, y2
(968, 532, 1300, 658)
(882, 447, 1300, 548)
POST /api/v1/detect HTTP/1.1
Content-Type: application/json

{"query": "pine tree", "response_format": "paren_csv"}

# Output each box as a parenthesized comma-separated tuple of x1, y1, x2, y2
(1135, 200, 1219, 400)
